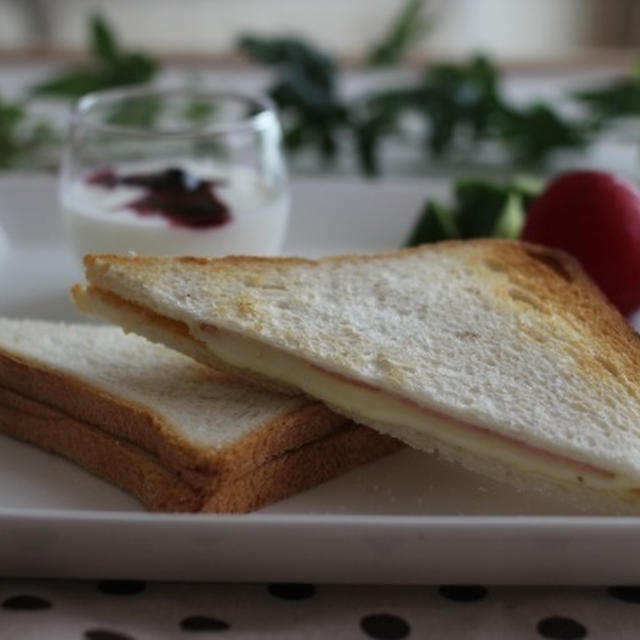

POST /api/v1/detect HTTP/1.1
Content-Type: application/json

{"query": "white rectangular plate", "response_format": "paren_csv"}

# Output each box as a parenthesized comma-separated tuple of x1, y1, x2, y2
(1, 175, 639, 585)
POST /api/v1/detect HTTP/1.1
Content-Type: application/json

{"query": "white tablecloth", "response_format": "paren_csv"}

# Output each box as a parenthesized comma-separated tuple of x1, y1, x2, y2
(2, 579, 640, 639)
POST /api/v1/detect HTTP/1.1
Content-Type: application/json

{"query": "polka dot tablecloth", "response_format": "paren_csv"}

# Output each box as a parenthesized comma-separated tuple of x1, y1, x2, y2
(2, 580, 640, 639)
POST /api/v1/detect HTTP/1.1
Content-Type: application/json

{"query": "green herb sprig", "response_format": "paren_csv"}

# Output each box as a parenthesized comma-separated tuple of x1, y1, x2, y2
(0, 96, 57, 169)
(350, 55, 503, 175)
(367, 0, 431, 67)
(405, 176, 543, 246)
(32, 15, 157, 99)
(238, 35, 351, 163)
(574, 60, 640, 121)
(242, 28, 594, 175)
(5, 7, 640, 178)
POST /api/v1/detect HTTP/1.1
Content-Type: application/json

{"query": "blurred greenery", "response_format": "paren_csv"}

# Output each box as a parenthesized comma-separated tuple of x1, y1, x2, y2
(405, 176, 543, 245)
(350, 55, 503, 175)
(2, 3, 640, 175)
(238, 35, 350, 162)
(367, 0, 431, 67)
(573, 61, 640, 125)
(31, 14, 157, 98)
(105, 95, 163, 127)
(181, 97, 216, 124)
(0, 97, 57, 169)
(495, 102, 593, 166)
(243, 40, 594, 175)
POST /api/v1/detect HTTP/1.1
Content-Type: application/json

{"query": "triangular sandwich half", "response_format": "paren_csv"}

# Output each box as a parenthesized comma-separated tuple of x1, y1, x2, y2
(0, 318, 398, 512)
(72, 240, 640, 513)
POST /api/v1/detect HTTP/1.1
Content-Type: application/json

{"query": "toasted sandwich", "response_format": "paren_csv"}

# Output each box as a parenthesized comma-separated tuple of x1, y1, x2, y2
(0, 318, 399, 512)
(72, 240, 640, 512)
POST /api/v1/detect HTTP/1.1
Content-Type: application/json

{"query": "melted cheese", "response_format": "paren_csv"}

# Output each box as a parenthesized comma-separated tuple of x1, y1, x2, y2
(197, 323, 631, 490)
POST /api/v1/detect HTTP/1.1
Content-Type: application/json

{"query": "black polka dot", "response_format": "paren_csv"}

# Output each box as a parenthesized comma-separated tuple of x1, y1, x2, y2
(537, 616, 587, 639)
(607, 586, 640, 603)
(360, 613, 410, 640)
(2, 594, 52, 611)
(97, 580, 146, 595)
(267, 583, 317, 600)
(84, 630, 135, 640)
(180, 615, 230, 632)
(438, 585, 488, 602)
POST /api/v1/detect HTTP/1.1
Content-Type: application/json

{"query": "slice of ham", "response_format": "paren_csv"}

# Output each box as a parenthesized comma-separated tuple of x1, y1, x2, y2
(199, 323, 618, 487)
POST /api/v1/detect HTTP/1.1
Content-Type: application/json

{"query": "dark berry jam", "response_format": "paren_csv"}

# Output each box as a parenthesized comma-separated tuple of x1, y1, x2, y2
(87, 167, 232, 229)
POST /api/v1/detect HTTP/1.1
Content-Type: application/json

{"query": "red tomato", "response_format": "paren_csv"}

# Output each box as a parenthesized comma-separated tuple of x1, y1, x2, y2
(521, 170, 640, 316)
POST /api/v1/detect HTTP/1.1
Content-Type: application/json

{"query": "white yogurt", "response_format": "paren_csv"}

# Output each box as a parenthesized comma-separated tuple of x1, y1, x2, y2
(60, 160, 290, 259)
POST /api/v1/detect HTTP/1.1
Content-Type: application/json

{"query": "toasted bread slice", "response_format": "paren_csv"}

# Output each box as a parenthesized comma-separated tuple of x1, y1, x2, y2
(72, 240, 640, 512)
(0, 319, 399, 512)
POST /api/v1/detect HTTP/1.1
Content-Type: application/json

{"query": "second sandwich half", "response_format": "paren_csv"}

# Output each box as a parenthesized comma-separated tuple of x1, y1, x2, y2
(0, 319, 400, 512)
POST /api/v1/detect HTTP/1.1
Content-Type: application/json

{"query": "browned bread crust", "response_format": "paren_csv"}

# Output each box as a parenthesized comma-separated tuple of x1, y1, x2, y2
(0, 347, 345, 478)
(0, 386, 200, 511)
(0, 385, 401, 513)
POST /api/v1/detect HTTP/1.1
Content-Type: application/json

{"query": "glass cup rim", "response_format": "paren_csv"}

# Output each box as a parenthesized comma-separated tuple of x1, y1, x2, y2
(70, 85, 278, 138)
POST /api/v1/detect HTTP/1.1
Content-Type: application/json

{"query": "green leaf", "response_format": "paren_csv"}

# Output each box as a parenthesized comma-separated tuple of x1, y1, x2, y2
(492, 191, 526, 239)
(0, 94, 57, 169)
(509, 175, 544, 210)
(32, 69, 108, 98)
(106, 95, 162, 126)
(0, 101, 23, 133)
(283, 121, 307, 150)
(367, 0, 430, 67)
(404, 175, 538, 247)
(351, 94, 406, 176)
(399, 54, 505, 156)
(496, 103, 589, 165)
(405, 201, 458, 246)
(423, 98, 457, 155)
(110, 52, 157, 84)
(455, 178, 511, 238)
(90, 13, 119, 63)
(574, 81, 640, 119)
(31, 14, 157, 99)
(239, 35, 336, 91)
(182, 97, 216, 123)
(239, 33, 349, 162)
(353, 113, 390, 176)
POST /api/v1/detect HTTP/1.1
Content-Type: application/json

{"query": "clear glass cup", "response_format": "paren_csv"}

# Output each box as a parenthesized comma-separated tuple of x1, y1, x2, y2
(59, 86, 290, 259)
